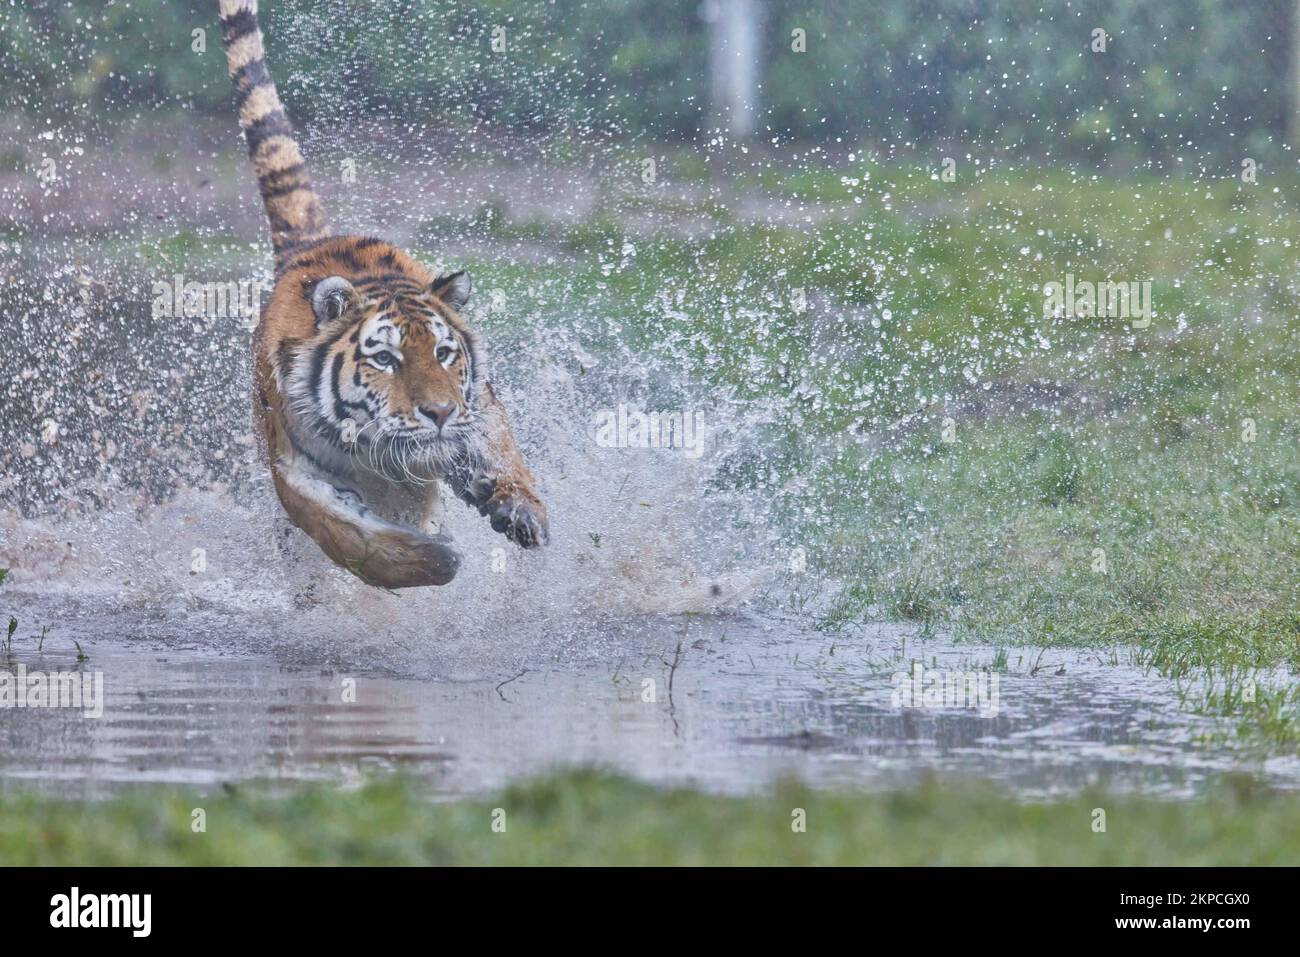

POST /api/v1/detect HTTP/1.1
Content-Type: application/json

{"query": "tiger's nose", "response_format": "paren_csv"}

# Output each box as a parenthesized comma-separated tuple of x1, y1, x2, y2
(419, 403, 455, 430)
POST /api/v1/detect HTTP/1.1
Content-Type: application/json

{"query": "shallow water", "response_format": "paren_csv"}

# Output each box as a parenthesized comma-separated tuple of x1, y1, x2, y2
(2, 602, 1294, 800)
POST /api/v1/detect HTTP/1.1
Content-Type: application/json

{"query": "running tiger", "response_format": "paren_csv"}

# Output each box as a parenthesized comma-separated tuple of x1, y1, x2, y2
(217, 0, 548, 588)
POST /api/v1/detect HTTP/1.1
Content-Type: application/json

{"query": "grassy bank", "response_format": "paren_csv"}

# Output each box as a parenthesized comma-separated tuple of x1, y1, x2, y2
(2, 770, 1298, 866)
(449, 165, 1300, 635)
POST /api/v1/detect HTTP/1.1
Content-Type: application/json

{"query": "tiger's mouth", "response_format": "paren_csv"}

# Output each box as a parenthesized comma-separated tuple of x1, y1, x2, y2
(331, 417, 482, 485)
(329, 413, 470, 449)
(373, 418, 478, 450)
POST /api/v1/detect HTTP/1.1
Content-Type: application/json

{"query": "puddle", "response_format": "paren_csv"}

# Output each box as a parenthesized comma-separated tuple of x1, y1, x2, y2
(1, 606, 1292, 800)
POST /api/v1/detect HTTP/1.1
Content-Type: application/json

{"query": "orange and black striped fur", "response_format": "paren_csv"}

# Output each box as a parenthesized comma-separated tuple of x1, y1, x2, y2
(219, 0, 547, 588)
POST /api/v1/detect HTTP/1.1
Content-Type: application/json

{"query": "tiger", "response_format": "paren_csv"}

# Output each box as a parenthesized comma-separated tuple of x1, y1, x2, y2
(217, 0, 548, 588)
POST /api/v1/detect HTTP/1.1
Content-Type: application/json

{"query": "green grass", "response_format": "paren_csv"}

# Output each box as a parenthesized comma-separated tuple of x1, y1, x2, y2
(447, 165, 1300, 657)
(3, 770, 1299, 866)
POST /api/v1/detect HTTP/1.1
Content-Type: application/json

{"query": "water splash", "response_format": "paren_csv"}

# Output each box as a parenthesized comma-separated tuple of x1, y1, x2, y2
(0, 257, 776, 680)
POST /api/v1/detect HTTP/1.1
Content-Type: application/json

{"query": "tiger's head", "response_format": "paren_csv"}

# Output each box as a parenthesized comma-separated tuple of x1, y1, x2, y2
(279, 261, 487, 481)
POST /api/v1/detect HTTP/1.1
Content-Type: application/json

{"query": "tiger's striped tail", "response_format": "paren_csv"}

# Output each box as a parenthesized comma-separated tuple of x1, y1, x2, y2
(218, 0, 329, 268)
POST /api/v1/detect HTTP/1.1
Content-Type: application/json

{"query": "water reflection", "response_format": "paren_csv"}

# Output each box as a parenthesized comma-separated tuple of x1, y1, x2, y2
(0, 614, 1290, 799)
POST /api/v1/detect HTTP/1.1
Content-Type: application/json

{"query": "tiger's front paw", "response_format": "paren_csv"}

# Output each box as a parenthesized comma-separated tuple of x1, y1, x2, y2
(486, 491, 549, 548)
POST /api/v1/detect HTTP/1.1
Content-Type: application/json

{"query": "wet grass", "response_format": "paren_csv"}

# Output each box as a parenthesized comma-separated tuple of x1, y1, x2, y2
(449, 165, 1300, 667)
(1, 770, 1298, 865)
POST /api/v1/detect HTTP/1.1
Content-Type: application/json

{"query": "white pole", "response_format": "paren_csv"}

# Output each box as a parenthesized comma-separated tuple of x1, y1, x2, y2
(703, 0, 764, 139)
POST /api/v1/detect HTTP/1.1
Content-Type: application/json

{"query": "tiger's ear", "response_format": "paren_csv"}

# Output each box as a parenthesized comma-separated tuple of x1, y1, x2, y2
(431, 271, 471, 310)
(310, 276, 355, 327)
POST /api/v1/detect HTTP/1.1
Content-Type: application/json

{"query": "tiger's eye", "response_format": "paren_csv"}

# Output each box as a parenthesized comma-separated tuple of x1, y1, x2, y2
(436, 345, 453, 363)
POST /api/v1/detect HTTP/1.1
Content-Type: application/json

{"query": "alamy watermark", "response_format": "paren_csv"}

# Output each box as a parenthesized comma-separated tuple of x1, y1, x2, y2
(50, 888, 150, 937)
(151, 275, 265, 324)
(890, 662, 999, 718)
(593, 404, 705, 459)
(1043, 274, 1151, 328)
(0, 664, 104, 718)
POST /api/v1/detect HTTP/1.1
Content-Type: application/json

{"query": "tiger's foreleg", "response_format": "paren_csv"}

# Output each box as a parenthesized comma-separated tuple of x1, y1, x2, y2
(451, 383, 549, 548)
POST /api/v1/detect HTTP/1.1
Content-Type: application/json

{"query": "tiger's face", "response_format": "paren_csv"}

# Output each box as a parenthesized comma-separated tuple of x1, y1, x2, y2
(283, 269, 486, 479)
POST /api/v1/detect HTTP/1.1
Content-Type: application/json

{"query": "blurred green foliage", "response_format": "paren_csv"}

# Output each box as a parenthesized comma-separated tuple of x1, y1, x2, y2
(1, 0, 1292, 159)
(4, 769, 1300, 864)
